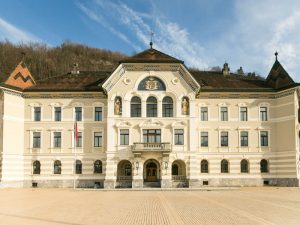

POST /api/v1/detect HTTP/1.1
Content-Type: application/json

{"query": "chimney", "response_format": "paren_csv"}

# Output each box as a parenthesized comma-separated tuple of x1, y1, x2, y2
(71, 63, 80, 75)
(222, 62, 230, 76)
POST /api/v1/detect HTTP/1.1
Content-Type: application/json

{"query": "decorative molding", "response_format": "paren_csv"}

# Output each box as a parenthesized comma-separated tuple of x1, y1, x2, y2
(139, 119, 164, 128)
(171, 121, 187, 128)
(115, 121, 132, 128)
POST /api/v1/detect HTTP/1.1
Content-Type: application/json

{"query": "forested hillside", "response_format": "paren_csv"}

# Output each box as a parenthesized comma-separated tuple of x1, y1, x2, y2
(0, 41, 127, 81)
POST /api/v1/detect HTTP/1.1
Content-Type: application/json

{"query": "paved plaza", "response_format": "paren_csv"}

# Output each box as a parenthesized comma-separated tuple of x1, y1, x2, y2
(0, 187, 299, 225)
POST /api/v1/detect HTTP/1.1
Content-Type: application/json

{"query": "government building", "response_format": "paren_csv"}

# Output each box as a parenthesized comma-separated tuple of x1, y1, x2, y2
(0, 45, 300, 188)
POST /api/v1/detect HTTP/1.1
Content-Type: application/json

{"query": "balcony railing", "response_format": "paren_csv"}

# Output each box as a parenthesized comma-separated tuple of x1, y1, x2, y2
(172, 175, 187, 181)
(117, 176, 132, 181)
(132, 142, 171, 153)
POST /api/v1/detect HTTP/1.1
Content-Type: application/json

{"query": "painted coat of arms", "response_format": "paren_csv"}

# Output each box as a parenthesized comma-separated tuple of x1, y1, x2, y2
(144, 77, 159, 90)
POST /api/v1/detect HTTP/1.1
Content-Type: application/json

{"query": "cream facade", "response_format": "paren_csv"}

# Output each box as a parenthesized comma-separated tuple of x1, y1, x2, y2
(0, 48, 300, 188)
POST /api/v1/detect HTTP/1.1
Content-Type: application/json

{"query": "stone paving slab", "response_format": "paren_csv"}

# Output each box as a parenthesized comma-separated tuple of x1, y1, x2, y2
(0, 187, 299, 225)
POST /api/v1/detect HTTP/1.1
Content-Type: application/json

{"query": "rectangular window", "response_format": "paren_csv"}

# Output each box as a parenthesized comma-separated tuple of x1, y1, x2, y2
(221, 131, 228, 147)
(240, 107, 248, 121)
(260, 131, 268, 147)
(33, 132, 41, 148)
(95, 107, 103, 121)
(240, 131, 248, 147)
(120, 129, 129, 145)
(201, 107, 208, 121)
(174, 129, 184, 145)
(201, 132, 208, 147)
(143, 129, 161, 143)
(54, 107, 61, 121)
(53, 132, 61, 148)
(260, 107, 268, 121)
(75, 107, 82, 121)
(94, 132, 102, 147)
(220, 107, 228, 121)
(76, 132, 82, 148)
(34, 107, 41, 121)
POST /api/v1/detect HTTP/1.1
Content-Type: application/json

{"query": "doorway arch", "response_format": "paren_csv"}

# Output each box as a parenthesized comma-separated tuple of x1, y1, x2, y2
(143, 159, 160, 182)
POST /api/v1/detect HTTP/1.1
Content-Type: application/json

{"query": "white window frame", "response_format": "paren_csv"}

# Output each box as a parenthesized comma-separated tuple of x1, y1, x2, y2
(239, 106, 248, 121)
(72, 131, 83, 149)
(239, 130, 249, 147)
(258, 103, 270, 122)
(200, 107, 209, 121)
(29, 129, 43, 151)
(92, 128, 104, 151)
(29, 103, 42, 122)
(257, 127, 271, 151)
(73, 104, 84, 122)
(200, 130, 209, 148)
(50, 130, 63, 150)
(217, 127, 231, 149)
(119, 128, 130, 146)
(173, 128, 184, 145)
(94, 106, 103, 122)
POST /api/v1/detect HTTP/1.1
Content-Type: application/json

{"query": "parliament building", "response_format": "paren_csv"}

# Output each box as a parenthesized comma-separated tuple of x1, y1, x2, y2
(0, 46, 300, 188)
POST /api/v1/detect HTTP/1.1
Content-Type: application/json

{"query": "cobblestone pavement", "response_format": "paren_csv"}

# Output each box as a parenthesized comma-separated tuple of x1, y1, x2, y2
(0, 187, 299, 225)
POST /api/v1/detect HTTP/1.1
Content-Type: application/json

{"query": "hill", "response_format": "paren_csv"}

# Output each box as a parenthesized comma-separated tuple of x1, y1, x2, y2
(0, 41, 127, 81)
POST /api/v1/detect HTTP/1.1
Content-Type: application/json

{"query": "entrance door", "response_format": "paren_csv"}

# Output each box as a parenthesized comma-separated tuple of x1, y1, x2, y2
(146, 162, 157, 182)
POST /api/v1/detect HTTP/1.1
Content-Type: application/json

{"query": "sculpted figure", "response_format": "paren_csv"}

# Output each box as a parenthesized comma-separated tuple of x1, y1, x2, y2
(114, 97, 122, 115)
(182, 97, 189, 115)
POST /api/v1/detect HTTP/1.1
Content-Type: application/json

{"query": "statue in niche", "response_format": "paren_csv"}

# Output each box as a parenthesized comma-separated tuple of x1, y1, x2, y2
(182, 97, 189, 115)
(114, 97, 122, 115)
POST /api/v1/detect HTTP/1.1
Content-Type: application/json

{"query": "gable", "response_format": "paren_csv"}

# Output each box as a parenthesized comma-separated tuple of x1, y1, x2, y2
(102, 63, 200, 95)
(5, 62, 36, 89)
(266, 60, 295, 89)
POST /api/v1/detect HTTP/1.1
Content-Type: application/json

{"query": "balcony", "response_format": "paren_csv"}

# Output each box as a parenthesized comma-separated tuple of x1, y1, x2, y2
(132, 142, 172, 153)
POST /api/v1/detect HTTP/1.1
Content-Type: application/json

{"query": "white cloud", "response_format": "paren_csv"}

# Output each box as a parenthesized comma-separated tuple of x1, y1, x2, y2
(219, 0, 300, 79)
(78, 0, 209, 68)
(77, 2, 141, 51)
(0, 17, 40, 43)
(77, 0, 300, 80)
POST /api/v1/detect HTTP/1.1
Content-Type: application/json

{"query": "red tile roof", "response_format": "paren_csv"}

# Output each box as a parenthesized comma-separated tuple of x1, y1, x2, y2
(120, 48, 183, 64)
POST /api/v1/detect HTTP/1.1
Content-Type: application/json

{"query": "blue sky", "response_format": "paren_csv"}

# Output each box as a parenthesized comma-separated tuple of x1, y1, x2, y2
(0, 0, 300, 80)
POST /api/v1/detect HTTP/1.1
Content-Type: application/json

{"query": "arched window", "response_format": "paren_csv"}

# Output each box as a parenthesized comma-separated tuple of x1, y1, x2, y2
(75, 160, 82, 174)
(94, 160, 102, 174)
(240, 159, 249, 173)
(54, 160, 61, 174)
(201, 160, 209, 173)
(221, 159, 229, 173)
(162, 96, 173, 117)
(114, 96, 122, 115)
(172, 164, 179, 175)
(33, 160, 41, 174)
(260, 159, 269, 173)
(124, 163, 132, 176)
(147, 96, 157, 117)
(181, 97, 189, 115)
(130, 96, 141, 117)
